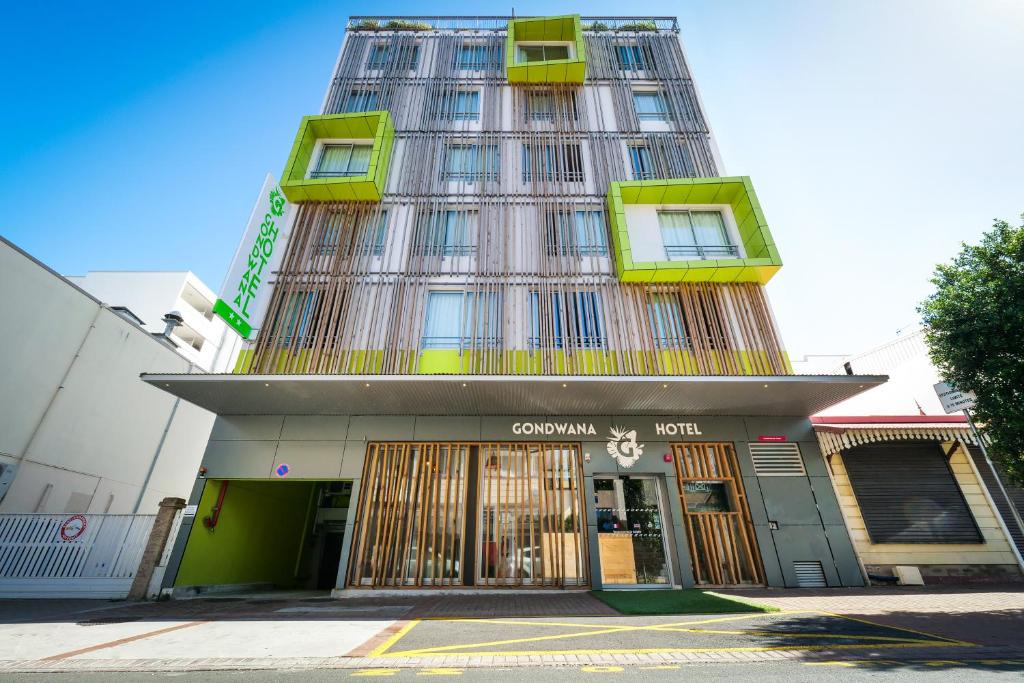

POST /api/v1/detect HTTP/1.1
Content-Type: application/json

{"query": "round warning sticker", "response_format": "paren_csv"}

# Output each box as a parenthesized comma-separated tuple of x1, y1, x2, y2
(275, 463, 291, 478)
(60, 514, 88, 542)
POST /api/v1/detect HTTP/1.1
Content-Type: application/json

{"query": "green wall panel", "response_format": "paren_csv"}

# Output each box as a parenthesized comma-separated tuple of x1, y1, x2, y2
(280, 111, 394, 203)
(607, 176, 783, 285)
(175, 480, 317, 588)
(506, 15, 586, 84)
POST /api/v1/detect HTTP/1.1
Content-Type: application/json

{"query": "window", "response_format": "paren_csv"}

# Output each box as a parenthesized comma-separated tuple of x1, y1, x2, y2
(617, 44, 653, 71)
(516, 44, 570, 63)
(521, 144, 584, 182)
(422, 291, 502, 349)
(367, 44, 419, 70)
(658, 210, 737, 260)
(281, 291, 320, 347)
(530, 290, 605, 349)
(456, 44, 498, 70)
(633, 91, 669, 121)
(419, 209, 477, 256)
(628, 145, 654, 180)
(546, 210, 607, 256)
(343, 88, 379, 113)
(316, 211, 389, 256)
(524, 91, 578, 122)
(437, 90, 480, 121)
(647, 293, 688, 348)
(312, 144, 372, 178)
(443, 144, 500, 181)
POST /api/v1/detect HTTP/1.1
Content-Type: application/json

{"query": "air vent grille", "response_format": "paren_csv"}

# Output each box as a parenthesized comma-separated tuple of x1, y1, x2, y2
(750, 443, 806, 476)
(793, 561, 827, 587)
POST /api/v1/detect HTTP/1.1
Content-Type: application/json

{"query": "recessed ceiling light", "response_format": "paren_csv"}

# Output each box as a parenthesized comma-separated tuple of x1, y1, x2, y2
(763, 384, 768, 388)
(562, 383, 567, 388)
(462, 382, 467, 387)
(662, 383, 668, 388)
(364, 383, 371, 388)
(264, 383, 270, 387)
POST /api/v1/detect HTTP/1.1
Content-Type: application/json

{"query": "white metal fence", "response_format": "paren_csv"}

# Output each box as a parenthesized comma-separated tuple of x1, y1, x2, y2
(0, 513, 155, 598)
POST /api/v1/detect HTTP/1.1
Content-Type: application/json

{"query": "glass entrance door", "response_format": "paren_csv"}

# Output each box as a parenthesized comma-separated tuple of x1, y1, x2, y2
(595, 476, 672, 587)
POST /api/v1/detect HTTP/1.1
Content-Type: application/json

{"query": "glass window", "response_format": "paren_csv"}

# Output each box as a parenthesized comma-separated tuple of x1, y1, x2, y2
(367, 44, 419, 70)
(343, 88, 379, 113)
(547, 210, 607, 256)
(444, 144, 500, 181)
(628, 145, 654, 180)
(658, 210, 736, 259)
(438, 90, 480, 121)
(422, 291, 501, 349)
(682, 481, 732, 513)
(281, 291, 320, 347)
(617, 44, 653, 71)
(633, 91, 669, 121)
(530, 290, 604, 349)
(312, 144, 372, 178)
(647, 293, 688, 348)
(517, 44, 570, 63)
(522, 144, 584, 182)
(455, 44, 498, 70)
(315, 211, 388, 256)
(420, 210, 477, 256)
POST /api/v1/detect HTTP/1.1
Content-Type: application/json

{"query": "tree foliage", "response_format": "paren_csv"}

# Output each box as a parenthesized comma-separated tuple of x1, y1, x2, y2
(919, 217, 1024, 484)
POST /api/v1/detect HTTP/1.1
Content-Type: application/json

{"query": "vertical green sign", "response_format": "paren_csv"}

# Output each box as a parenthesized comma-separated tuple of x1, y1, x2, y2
(214, 174, 291, 339)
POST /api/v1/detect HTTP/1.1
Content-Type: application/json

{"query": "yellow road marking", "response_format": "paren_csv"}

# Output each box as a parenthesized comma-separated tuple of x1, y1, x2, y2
(818, 611, 974, 646)
(383, 613, 821, 657)
(417, 668, 464, 676)
(381, 641, 958, 658)
(580, 666, 624, 672)
(650, 626, 936, 642)
(369, 620, 422, 658)
(352, 670, 400, 677)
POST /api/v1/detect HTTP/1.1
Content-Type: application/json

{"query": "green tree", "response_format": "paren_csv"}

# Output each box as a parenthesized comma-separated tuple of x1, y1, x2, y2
(918, 217, 1024, 484)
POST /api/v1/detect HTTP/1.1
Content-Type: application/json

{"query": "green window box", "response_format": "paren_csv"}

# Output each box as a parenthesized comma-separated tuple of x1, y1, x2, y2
(280, 111, 395, 203)
(506, 15, 586, 84)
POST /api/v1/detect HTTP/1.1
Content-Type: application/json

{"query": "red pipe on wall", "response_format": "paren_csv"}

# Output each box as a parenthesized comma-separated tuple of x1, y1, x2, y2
(202, 480, 229, 530)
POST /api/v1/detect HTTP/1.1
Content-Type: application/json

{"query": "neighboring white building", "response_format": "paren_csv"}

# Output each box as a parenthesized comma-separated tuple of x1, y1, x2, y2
(0, 238, 221, 514)
(66, 271, 241, 373)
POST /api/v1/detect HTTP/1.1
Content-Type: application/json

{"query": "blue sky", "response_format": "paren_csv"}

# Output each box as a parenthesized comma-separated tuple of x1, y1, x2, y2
(2, 1, 1021, 356)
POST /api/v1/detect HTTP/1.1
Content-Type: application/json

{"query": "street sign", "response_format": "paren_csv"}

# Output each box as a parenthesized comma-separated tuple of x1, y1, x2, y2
(934, 382, 978, 414)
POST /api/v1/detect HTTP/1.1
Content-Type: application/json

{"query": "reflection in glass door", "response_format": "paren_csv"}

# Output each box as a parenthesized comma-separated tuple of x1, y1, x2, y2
(595, 476, 672, 586)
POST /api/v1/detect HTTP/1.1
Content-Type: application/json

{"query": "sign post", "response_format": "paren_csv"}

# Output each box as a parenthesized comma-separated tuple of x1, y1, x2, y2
(213, 174, 293, 339)
(935, 381, 1024, 562)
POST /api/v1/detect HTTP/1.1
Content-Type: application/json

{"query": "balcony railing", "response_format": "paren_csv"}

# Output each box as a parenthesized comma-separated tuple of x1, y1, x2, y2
(664, 244, 740, 260)
(346, 16, 679, 32)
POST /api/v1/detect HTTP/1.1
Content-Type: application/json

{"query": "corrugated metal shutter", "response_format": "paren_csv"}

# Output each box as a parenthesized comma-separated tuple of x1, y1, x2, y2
(842, 443, 982, 544)
(968, 446, 1024, 557)
(793, 561, 826, 587)
(750, 443, 806, 476)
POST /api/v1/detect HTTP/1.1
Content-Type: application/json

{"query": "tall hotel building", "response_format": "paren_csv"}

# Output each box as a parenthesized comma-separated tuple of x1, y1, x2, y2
(152, 15, 882, 592)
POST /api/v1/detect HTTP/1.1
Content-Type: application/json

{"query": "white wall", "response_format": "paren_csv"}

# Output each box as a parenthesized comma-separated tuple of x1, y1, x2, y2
(0, 240, 217, 514)
(65, 271, 241, 373)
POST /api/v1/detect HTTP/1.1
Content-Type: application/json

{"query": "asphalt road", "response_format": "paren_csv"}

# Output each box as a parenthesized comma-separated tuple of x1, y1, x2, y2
(2, 661, 1024, 681)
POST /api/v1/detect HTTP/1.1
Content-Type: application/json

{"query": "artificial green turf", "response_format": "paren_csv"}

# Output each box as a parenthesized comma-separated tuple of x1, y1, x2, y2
(590, 589, 778, 615)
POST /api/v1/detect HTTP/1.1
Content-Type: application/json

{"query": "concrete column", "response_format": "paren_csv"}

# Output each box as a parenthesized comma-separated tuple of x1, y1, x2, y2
(129, 497, 186, 600)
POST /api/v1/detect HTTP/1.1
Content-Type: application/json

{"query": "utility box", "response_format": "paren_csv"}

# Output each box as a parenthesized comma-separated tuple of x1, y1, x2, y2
(894, 565, 925, 586)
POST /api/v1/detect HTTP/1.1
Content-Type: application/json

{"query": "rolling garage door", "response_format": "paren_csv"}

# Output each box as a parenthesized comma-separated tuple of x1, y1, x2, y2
(843, 443, 982, 544)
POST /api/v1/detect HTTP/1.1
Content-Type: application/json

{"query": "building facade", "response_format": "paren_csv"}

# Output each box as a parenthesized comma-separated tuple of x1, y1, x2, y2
(153, 15, 881, 593)
(67, 271, 242, 373)
(0, 238, 218, 514)
(795, 332, 1024, 584)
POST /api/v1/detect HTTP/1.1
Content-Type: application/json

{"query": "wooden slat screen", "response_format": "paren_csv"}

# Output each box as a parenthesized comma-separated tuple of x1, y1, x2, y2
(672, 443, 765, 586)
(843, 443, 983, 544)
(347, 442, 589, 588)
(348, 443, 470, 586)
(477, 443, 589, 587)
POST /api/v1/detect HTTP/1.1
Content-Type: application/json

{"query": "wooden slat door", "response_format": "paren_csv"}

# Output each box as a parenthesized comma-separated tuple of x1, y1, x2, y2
(672, 443, 765, 586)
